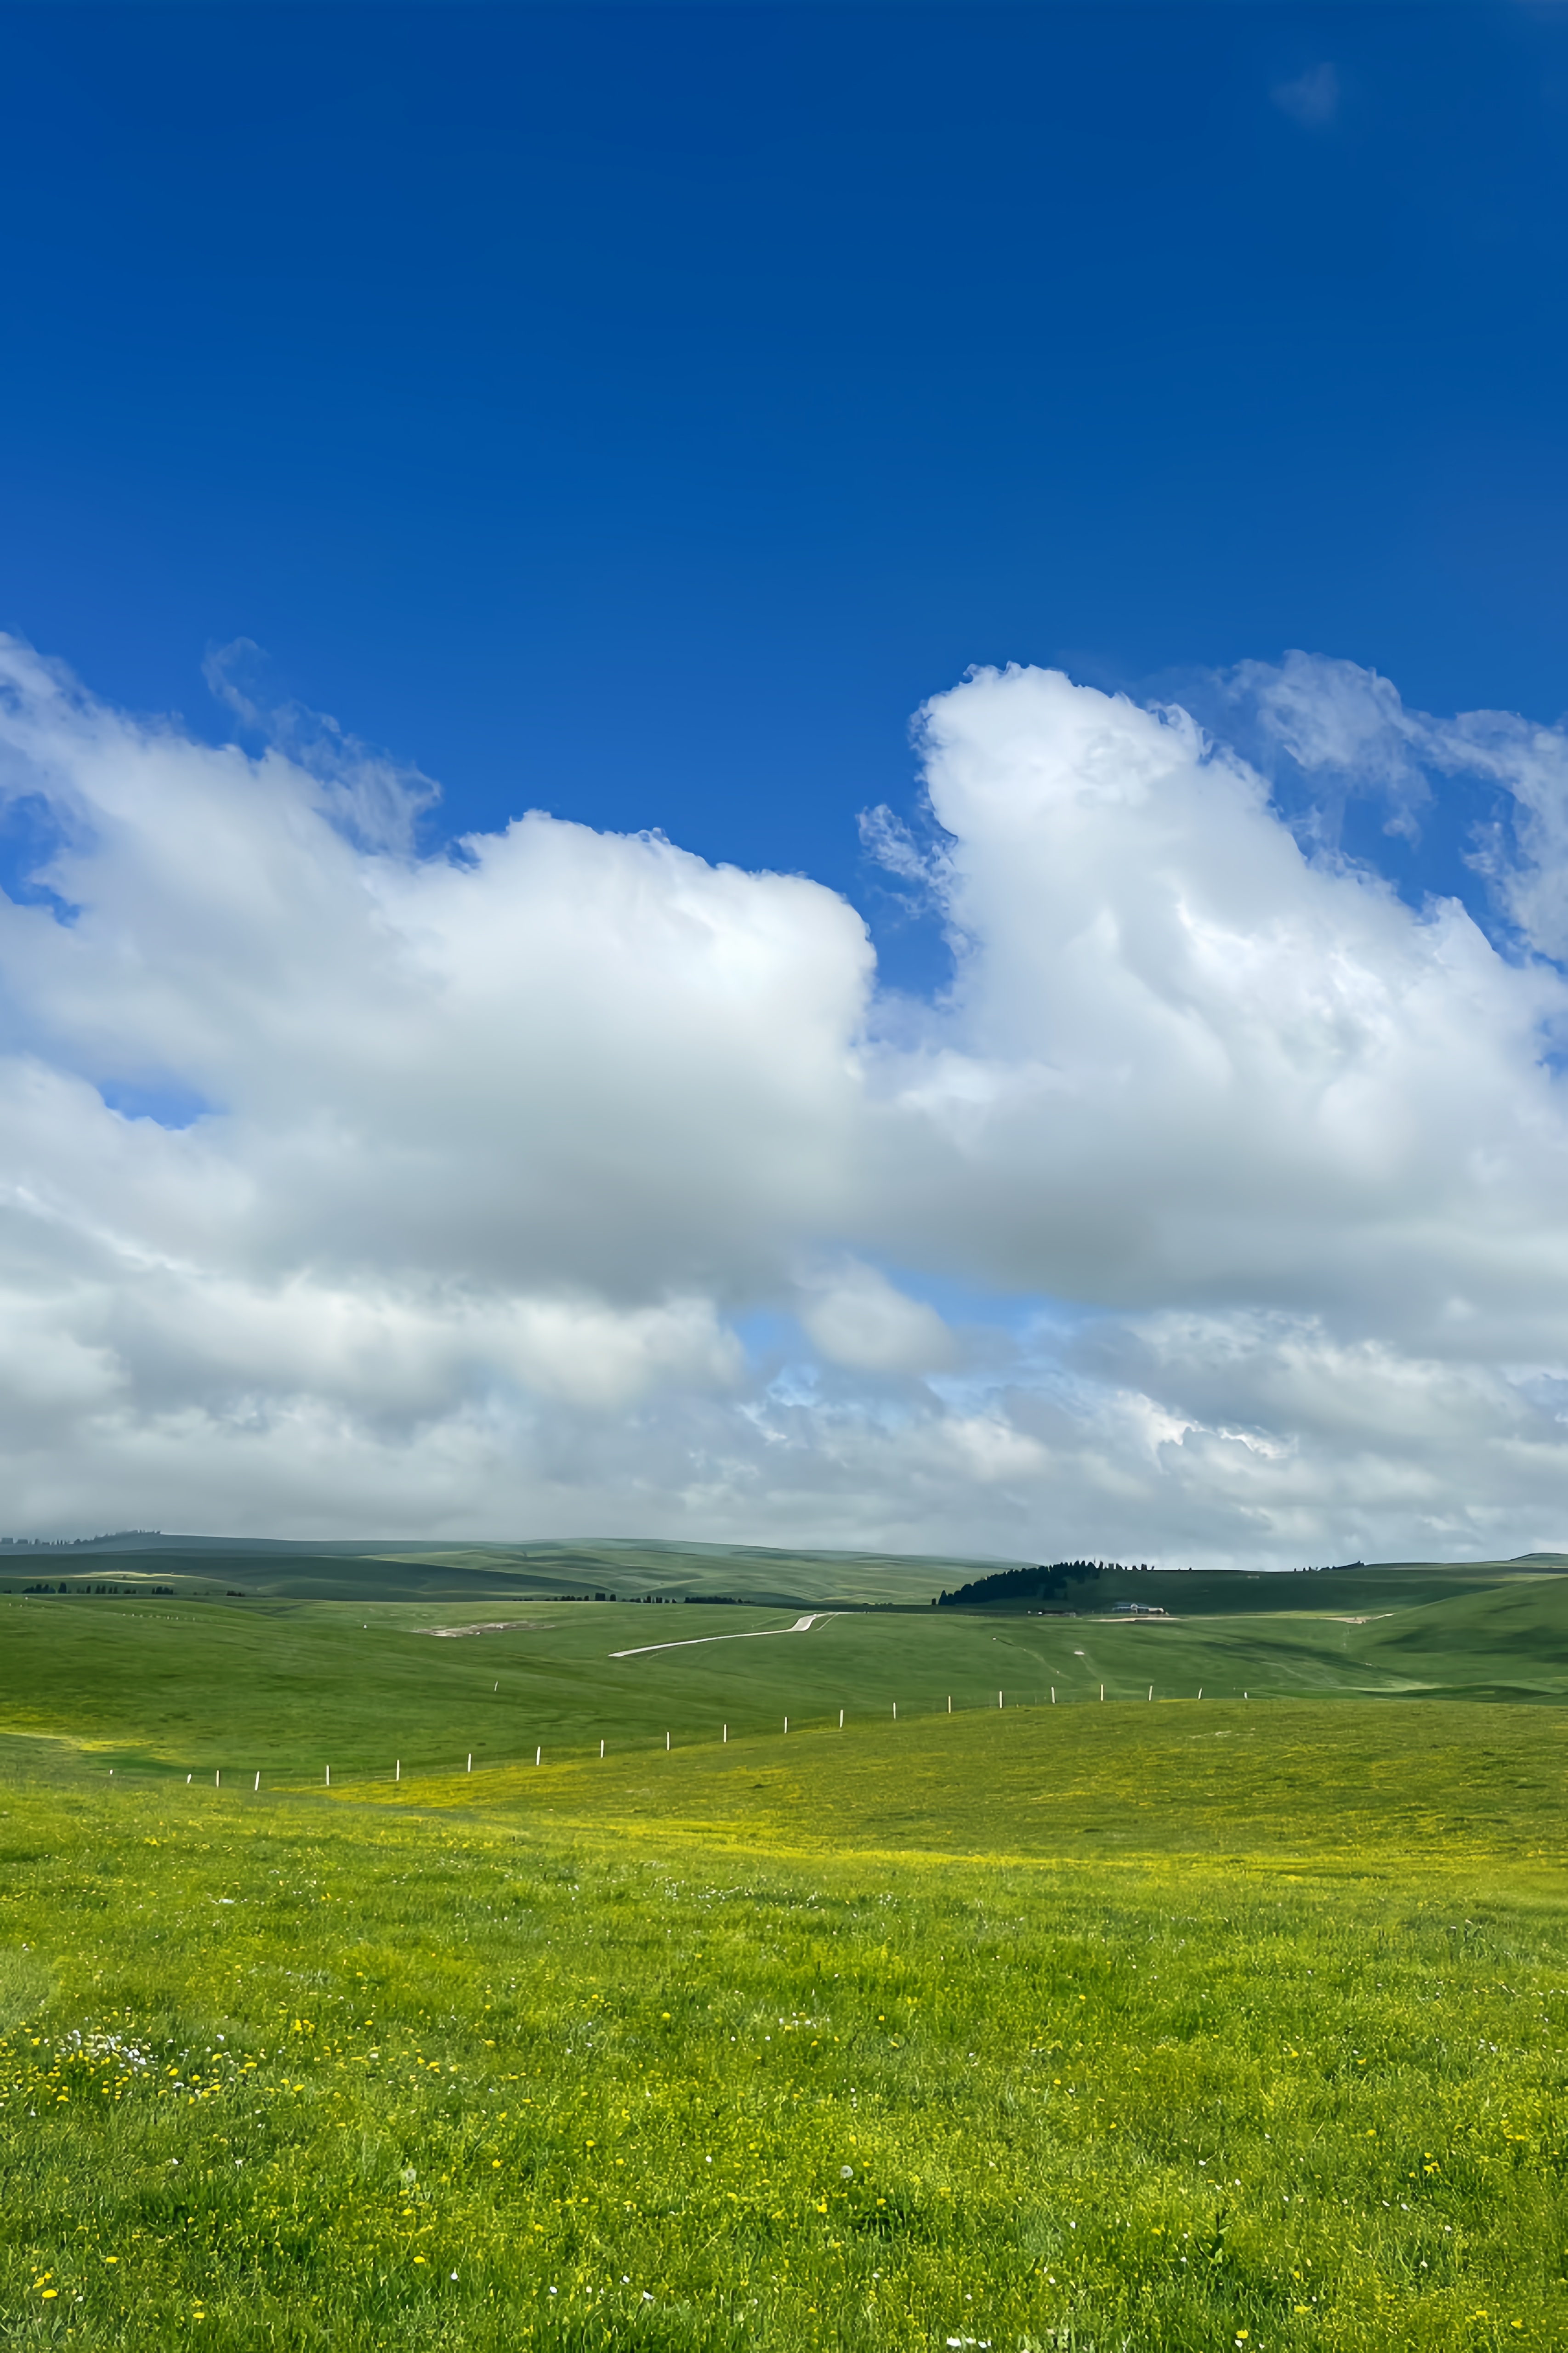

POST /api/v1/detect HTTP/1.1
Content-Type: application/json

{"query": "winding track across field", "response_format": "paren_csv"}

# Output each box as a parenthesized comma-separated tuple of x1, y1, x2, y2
(610, 1612, 835, 1661)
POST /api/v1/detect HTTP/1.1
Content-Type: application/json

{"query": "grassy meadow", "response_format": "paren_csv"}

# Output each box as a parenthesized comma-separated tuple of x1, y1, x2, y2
(3, 1573, 1568, 1789)
(2, 1577, 1568, 2347)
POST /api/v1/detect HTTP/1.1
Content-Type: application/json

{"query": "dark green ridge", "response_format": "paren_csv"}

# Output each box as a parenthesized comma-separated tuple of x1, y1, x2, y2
(3, 1535, 1565, 1611)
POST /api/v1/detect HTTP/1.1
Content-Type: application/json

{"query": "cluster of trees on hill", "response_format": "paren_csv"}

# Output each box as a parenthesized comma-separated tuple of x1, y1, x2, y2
(13, 1582, 176, 1596)
(0, 1531, 162, 1549)
(935, 1559, 1150, 1608)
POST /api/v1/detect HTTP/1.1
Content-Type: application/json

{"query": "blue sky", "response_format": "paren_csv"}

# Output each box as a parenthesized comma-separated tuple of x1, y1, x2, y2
(7, 6, 1568, 931)
(6, 5, 1568, 1560)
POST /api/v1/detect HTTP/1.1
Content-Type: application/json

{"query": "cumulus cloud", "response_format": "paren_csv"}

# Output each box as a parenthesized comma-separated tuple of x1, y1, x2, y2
(1272, 63, 1340, 130)
(796, 1260, 957, 1375)
(890, 664, 1568, 1341)
(5, 631, 1568, 1563)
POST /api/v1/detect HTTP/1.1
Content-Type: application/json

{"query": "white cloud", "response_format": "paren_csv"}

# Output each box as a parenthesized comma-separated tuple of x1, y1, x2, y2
(5, 632, 1568, 1563)
(796, 1260, 956, 1375)
(1272, 63, 1340, 130)
(886, 665, 1568, 1347)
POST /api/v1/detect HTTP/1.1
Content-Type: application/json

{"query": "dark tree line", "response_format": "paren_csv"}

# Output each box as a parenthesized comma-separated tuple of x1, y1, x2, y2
(934, 1559, 1139, 1608)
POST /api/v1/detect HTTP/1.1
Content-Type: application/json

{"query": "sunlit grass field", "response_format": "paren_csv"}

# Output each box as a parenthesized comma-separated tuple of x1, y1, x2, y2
(3, 1595, 1568, 2347)
(4, 1574, 1568, 1793)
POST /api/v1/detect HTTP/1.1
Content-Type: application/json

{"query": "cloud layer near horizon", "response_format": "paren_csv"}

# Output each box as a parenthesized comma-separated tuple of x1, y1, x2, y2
(4, 635, 1568, 1563)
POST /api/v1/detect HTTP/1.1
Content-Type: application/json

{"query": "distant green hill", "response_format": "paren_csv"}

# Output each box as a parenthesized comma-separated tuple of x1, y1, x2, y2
(936, 1554, 1568, 1617)
(7, 1556, 1568, 1793)
(1350, 1574, 1568, 1698)
(0, 1535, 998, 1607)
(4, 1533, 1566, 1612)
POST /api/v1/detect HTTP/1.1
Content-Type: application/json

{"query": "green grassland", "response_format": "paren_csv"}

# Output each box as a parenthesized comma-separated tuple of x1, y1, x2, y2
(0, 1537, 988, 1608)
(2, 1711, 1567, 2350)
(3, 1565, 1568, 2348)
(8, 1534, 1566, 1613)
(3, 1574, 1568, 1789)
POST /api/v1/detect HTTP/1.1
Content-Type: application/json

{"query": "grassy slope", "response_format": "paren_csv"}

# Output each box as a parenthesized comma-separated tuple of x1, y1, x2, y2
(9, 1572, 1563, 2343)
(4, 1597, 1568, 2345)
(0, 1540, 992, 1608)
(1357, 1576, 1568, 1693)
(11, 1535, 1568, 1611)
(376, 1542, 979, 1608)
(1, 1705, 1566, 2350)
(6, 1579, 1568, 1788)
(398, 1699, 1568, 1866)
